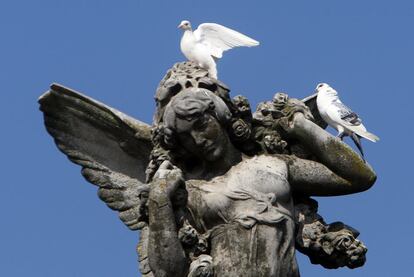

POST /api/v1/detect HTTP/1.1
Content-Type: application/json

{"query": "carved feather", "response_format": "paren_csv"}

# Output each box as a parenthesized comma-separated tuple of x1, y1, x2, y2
(39, 83, 153, 230)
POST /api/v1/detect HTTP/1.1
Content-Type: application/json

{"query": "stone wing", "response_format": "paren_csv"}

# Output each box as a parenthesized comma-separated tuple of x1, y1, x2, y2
(39, 83, 153, 230)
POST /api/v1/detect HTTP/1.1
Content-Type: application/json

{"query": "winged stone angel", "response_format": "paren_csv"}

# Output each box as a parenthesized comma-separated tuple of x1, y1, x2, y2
(39, 62, 375, 277)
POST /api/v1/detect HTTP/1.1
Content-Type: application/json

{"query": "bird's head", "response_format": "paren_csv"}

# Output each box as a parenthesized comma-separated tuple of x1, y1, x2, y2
(178, 20, 192, 30)
(315, 83, 329, 91)
(316, 83, 337, 96)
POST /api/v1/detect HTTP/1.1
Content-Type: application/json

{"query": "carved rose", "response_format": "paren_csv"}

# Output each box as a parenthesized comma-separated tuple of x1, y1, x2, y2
(263, 133, 287, 154)
(320, 230, 367, 268)
(231, 119, 251, 141)
(332, 233, 353, 251)
(272, 92, 288, 107)
(188, 255, 214, 277)
(322, 231, 353, 255)
(232, 95, 251, 116)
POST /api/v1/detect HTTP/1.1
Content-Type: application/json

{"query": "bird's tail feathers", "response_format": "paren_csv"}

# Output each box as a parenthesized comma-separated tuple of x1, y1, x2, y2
(349, 126, 379, 142)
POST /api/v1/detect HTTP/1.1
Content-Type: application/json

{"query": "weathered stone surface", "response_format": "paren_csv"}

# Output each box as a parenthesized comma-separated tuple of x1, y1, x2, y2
(39, 62, 377, 276)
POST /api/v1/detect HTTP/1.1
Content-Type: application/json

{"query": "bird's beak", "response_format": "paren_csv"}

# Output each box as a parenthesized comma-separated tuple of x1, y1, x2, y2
(177, 23, 183, 29)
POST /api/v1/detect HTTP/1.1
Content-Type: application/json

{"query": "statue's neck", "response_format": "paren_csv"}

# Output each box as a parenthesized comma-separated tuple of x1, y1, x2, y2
(184, 143, 242, 181)
(205, 143, 242, 178)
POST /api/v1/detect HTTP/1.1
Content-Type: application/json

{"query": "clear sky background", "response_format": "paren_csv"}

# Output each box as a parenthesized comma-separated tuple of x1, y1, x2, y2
(1, 0, 413, 276)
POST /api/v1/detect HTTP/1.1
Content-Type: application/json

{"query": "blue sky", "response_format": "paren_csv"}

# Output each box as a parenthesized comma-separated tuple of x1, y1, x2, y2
(1, 0, 413, 276)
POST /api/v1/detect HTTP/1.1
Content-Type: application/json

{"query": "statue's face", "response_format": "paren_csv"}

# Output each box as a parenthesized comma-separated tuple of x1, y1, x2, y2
(175, 113, 228, 162)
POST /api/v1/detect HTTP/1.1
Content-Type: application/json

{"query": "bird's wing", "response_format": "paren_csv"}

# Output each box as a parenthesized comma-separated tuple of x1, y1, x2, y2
(327, 101, 379, 142)
(332, 101, 363, 127)
(39, 84, 153, 230)
(194, 23, 259, 59)
(302, 93, 328, 129)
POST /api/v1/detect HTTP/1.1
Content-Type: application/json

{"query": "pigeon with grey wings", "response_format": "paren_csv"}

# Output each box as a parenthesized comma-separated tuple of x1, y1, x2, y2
(178, 20, 259, 79)
(316, 83, 379, 159)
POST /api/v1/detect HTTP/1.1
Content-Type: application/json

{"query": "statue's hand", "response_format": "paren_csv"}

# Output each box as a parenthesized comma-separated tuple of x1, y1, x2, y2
(152, 160, 185, 199)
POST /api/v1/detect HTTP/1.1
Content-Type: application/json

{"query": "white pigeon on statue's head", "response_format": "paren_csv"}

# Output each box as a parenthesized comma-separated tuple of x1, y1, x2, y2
(315, 83, 379, 159)
(177, 20, 259, 79)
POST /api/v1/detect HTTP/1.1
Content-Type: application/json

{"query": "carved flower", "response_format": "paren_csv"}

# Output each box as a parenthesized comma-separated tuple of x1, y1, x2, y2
(272, 92, 289, 109)
(331, 232, 353, 252)
(231, 119, 251, 141)
(232, 95, 251, 116)
(320, 230, 367, 268)
(188, 255, 214, 277)
(321, 231, 349, 255)
(263, 133, 287, 154)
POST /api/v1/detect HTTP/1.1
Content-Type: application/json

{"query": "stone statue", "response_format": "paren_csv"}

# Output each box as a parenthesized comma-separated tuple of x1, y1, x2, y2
(39, 62, 376, 276)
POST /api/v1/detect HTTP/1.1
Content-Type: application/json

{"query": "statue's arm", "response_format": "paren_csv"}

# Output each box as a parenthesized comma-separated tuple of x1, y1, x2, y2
(286, 113, 376, 196)
(147, 163, 188, 277)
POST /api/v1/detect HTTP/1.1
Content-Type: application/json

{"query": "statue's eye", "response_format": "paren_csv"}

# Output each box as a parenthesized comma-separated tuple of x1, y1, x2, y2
(194, 117, 209, 131)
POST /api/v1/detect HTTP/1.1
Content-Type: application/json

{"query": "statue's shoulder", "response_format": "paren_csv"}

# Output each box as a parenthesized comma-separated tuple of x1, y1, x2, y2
(240, 154, 289, 171)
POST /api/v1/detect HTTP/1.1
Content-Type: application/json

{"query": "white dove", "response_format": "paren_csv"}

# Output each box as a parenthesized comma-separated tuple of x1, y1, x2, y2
(178, 20, 259, 79)
(316, 83, 379, 159)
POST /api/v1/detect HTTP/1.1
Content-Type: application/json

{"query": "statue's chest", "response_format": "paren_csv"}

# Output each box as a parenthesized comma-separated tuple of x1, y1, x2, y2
(187, 156, 292, 229)
(238, 156, 290, 194)
(227, 156, 291, 201)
